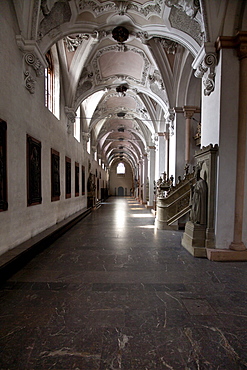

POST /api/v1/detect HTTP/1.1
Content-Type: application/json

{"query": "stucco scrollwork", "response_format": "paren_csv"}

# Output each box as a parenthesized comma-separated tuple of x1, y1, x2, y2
(24, 71, 36, 94)
(24, 52, 43, 76)
(194, 52, 217, 96)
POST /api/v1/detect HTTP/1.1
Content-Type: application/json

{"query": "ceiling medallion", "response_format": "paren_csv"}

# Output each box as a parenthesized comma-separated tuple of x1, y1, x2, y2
(112, 26, 129, 43)
(117, 112, 126, 117)
(116, 84, 128, 96)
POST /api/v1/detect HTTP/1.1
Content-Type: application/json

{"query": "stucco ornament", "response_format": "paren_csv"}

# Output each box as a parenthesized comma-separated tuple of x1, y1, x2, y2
(166, 0, 204, 45)
(64, 34, 90, 52)
(194, 52, 217, 96)
(65, 107, 76, 134)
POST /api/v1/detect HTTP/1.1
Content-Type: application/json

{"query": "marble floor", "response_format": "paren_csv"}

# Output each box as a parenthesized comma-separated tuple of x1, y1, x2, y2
(0, 197, 247, 369)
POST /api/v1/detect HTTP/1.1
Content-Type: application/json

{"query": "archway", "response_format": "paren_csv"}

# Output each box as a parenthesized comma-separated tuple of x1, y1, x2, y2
(118, 186, 124, 196)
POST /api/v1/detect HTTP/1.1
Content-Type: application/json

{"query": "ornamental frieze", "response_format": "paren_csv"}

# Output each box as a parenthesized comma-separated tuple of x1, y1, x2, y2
(76, 0, 163, 18)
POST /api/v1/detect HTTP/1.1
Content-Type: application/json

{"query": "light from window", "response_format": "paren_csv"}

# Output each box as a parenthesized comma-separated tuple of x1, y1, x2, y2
(45, 66, 53, 112)
(44, 47, 60, 119)
(117, 162, 125, 174)
(74, 107, 80, 142)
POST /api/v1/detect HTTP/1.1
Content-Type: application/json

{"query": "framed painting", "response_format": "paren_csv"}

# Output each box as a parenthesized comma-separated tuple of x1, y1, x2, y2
(81, 165, 85, 195)
(75, 162, 79, 197)
(0, 119, 8, 211)
(27, 135, 42, 206)
(65, 156, 71, 199)
(51, 148, 60, 201)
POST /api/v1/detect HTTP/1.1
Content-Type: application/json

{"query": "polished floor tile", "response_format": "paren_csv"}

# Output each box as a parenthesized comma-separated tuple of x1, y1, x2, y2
(0, 197, 247, 369)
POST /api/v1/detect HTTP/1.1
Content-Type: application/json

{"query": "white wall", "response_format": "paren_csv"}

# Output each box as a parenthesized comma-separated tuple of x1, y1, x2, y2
(201, 49, 239, 249)
(0, 3, 107, 255)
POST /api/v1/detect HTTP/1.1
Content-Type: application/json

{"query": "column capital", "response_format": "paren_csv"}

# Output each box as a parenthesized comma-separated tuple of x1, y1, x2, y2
(183, 106, 199, 119)
(216, 32, 247, 60)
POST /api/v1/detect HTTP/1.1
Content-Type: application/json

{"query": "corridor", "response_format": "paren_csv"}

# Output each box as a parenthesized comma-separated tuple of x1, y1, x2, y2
(0, 198, 247, 369)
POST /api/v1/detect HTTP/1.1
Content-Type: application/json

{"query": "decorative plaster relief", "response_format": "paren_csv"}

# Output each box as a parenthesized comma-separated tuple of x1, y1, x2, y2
(23, 52, 43, 93)
(16, 36, 47, 94)
(158, 38, 178, 54)
(65, 106, 76, 134)
(38, 0, 71, 39)
(64, 34, 90, 52)
(24, 71, 36, 94)
(76, 0, 163, 18)
(194, 52, 217, 96)
(166, 109, 175, 136)
(168, 4, 203, 45)
(24, 53, 44, 76)
(149, 70, 164, 90)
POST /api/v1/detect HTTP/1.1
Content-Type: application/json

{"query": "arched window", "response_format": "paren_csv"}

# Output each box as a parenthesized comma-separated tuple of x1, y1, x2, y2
(44, 46, 60, 119)
(117, 162, 125, 174)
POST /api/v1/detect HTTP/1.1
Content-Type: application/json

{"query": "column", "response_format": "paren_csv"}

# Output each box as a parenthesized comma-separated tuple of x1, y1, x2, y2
(139, 158, 143, 202)
(147, 145, 155, 208)
(229, 33, 247, 251)
(157, 133, 167, 178)
(183, 106, 197, 164)
(143, 154, 148, 204)
(164, 132, 169, 178)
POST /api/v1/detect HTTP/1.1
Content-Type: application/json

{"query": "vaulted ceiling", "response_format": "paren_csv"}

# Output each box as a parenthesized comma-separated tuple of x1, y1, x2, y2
(14, 0, 206, 170)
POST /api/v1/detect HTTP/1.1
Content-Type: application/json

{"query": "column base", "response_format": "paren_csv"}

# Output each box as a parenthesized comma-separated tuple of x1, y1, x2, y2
(229, 241, 246, 251)
(181, 221, 207, 258)
(207, 248, 247, 261)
